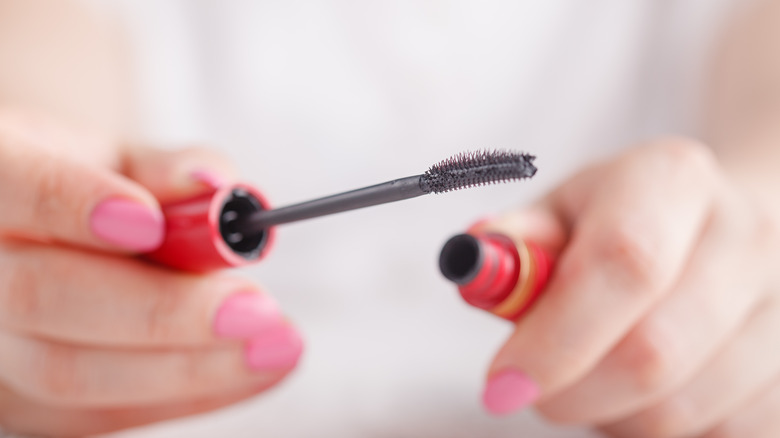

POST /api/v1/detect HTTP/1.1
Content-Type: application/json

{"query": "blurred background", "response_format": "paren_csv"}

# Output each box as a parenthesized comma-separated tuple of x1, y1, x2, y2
(13, 0, 740, 436)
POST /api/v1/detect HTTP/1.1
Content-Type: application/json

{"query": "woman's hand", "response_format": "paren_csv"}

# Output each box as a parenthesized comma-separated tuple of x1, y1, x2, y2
(473, 138, 780, 437)
(0, 111, 303, 436)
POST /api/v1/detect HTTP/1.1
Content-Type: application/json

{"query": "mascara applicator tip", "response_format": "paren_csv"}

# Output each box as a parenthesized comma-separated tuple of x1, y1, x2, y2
(421, 150, 537, 194)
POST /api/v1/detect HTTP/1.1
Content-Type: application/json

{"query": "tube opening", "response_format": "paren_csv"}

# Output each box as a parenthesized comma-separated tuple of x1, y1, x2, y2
(219, 189, 269, 259)
(439, 234, 483, 285)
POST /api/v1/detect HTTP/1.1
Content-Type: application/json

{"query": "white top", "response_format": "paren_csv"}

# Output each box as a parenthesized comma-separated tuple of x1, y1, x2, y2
(94, 1, 736, 436)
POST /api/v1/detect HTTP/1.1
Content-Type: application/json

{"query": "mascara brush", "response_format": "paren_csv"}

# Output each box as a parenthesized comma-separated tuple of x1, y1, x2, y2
(145, 150, 537, 272)
(229, 150, 537, 236)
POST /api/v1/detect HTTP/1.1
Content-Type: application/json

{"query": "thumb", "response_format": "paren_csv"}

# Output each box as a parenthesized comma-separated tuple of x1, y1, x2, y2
(452, 168, 606, 415)
(461, 165, 607, 301)
(467, 202, 568, 255)
(121, 146, 239, 204)
(468, 163, 605, 247)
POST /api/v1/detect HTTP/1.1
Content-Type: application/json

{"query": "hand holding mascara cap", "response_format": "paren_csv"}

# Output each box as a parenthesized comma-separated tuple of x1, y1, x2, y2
(438, 140, 780, 438)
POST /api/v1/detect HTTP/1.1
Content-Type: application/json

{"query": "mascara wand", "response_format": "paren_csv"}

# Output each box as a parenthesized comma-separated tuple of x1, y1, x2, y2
(229, 150, 537, 237)
(145, 150, 537, 272)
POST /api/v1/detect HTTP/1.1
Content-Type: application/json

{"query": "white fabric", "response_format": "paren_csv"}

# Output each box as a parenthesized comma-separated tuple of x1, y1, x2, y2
(90, 1, 736, 436)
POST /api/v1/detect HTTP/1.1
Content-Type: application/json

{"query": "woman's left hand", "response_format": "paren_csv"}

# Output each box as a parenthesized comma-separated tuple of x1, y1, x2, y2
(472, 139, 780, 437)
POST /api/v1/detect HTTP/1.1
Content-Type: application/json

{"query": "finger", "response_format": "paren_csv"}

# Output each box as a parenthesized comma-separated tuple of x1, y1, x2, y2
(0, 120, 164, 252)
(0, 380, 269, 437)
(0, 109, 118, 165)
(0, 239, 284, 347)
(121, 145, 239, 204)
(469, 201, 569, 255)
(600, 299, 780, 438)
(704, 375, 780, 438)
(0, 327, 303, 408)
(537, 188, 768, 424)
(481, 140, 719, 414)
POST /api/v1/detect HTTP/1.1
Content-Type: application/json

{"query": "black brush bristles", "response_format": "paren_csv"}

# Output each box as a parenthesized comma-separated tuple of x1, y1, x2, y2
(420, 150, 537, 194)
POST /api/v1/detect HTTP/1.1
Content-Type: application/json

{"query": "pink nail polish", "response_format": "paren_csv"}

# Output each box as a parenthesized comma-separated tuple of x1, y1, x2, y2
(483, 369, 540, 416)
(214, 292, 283, 339)
(90, 199, 164, 252)
(191, 169, 226, 189)
(245, 325, 304, 371)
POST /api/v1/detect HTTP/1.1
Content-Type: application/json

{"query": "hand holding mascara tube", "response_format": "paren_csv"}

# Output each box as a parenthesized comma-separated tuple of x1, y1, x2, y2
(0, 113, 304, 435)
(0, 110, 541, 436)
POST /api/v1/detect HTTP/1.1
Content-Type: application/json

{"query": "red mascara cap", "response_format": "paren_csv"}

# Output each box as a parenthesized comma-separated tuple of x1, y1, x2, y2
(145, 183, 275, 272)
(439, 233, 520, 310)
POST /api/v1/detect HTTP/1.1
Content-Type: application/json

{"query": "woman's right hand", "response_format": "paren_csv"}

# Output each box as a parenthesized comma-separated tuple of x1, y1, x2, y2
(0, 110, 303, 437)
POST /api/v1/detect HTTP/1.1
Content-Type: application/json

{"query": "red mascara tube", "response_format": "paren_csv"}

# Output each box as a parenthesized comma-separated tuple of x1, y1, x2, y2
(439, 233, 554, 321)
(145, 183, 275, 272)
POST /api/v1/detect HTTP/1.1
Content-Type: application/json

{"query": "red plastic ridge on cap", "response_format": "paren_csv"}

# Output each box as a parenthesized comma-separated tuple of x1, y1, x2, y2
(145, 183, 275, 272)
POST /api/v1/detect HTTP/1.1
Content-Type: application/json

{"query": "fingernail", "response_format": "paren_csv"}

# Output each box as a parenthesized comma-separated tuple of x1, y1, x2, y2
(245, 325, 304, 371)
(483, 369, 539, 416)
(191, 169, 226, 189)
(214, 292, 283, 339)
(90, 199, 164, 251)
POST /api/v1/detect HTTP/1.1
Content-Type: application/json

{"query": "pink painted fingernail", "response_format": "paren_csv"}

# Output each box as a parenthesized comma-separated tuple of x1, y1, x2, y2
(90, 199, 164, 251)
(245, 325, 304, 371)
(214, 292, 283, 339)
(483, 369, 540, 416)
(191, 169, 226, 189)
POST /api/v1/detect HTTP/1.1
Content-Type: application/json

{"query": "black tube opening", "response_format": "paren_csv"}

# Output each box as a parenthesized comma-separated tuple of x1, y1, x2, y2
(439, 234, 483, 285)
(219, 188, 269, 260)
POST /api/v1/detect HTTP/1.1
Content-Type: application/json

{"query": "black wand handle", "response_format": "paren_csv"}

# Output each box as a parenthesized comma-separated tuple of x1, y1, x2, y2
(235, 175, 425, 233)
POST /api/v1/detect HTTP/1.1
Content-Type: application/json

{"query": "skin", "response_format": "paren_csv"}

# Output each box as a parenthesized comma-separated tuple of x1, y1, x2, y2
(476, 1, 780, 437)
(0, 0, 779, 437)
(0, 1, 301, 436)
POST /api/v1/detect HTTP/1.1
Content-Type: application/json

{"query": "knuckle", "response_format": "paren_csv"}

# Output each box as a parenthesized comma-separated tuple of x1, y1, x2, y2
(143, 272, 222, 345)
(652, 137, 719, 184)
(594, 224, 663, 291)
(30, 343, 84, 402)
(143, 286, 184, 343)
(30, 157, 71, 227)
(621, 323, 679, 394)
(0, 258, 42, 326)
(181, 349, 223, 390)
